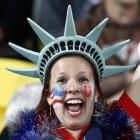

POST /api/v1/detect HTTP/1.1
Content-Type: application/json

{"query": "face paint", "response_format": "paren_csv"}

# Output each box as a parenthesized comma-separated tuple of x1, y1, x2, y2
(83, 84, 91, 97)
(50, 86, 64, 108)
(83, 84, 94, 100)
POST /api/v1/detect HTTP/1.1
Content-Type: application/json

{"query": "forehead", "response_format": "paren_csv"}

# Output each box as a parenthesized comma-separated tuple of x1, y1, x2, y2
(51, 55, 94, 73)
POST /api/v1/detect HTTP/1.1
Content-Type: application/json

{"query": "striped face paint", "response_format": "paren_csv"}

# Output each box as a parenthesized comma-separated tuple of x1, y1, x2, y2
(50, 86, 64, 108)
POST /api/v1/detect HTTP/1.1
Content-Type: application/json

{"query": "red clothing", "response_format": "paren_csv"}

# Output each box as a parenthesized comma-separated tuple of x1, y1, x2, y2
(119, 91, 140, 131)
(56, 125, 90, 140)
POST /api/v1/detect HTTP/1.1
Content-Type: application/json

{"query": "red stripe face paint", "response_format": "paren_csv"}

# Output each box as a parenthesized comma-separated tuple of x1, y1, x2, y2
(83, 84, 92, 98)
(52, 99, 63, 105)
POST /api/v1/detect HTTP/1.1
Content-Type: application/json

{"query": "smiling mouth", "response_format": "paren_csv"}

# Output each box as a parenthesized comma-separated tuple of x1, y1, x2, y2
(64, 98, 84, 117)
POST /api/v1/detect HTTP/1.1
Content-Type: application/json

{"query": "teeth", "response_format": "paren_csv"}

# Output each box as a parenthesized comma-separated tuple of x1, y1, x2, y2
(66, 99, 82, 104)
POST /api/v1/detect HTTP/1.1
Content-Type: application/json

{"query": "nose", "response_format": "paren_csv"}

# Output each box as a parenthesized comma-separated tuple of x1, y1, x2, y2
(66, 80, 81, 94)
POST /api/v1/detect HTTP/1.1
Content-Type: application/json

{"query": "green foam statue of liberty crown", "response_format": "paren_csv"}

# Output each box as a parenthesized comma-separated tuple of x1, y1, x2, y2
(6, 5, 135, 84)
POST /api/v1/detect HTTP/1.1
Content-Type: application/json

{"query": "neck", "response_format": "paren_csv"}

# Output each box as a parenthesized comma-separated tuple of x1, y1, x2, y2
(66, 129, 82, 138)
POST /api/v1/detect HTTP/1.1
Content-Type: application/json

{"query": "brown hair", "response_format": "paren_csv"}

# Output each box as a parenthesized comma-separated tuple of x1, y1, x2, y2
(35, 73, 52, 116)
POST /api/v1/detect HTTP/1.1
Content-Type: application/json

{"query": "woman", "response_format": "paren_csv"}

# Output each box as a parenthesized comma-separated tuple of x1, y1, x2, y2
(6, 5, 140, 140)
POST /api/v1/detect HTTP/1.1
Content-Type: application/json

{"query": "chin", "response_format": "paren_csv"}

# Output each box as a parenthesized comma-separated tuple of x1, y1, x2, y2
(64, 118, 90, 130)
(116, 18, 135, 25)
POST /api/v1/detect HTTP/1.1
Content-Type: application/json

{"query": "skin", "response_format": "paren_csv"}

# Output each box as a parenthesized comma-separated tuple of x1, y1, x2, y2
(104, 0, 139, 25)
(47, 55, 97, 138)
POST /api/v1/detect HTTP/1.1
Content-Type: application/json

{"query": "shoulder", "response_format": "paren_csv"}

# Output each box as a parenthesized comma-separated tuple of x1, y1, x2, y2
(118, 91, 140, 125)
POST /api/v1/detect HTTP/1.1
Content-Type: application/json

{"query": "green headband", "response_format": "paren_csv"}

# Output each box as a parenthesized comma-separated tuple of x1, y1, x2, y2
(6, 5, 135, 84)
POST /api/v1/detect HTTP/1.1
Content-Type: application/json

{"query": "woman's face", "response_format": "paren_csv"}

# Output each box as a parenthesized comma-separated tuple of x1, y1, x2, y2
(105, 0, 139, 25)
(47, 56, 97, 130)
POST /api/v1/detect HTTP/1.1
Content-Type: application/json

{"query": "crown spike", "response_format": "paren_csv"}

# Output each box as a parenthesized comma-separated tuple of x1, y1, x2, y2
(64, 5, 76, 36)
(103, 65, 136, 78)
(6, 67, 39, 78)
(8, 42, 39, 64)
(103, 40, 130, 60)
(86, 18, 108, 43)
(27, 18, 55, 45)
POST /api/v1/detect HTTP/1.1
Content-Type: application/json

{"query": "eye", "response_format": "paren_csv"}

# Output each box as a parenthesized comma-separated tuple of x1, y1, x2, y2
(79, 77, 89, 83)
(57, 77, 67, 84)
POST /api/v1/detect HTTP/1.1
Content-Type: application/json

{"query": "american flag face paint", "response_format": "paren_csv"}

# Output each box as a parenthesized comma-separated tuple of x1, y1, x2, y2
(50, 86, 64, 108)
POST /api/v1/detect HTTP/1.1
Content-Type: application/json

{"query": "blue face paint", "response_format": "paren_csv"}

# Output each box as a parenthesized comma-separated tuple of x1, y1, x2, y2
(52, 86, 64, 97)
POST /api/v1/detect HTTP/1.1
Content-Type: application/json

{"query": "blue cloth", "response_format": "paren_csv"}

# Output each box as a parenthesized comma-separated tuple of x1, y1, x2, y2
(85, 123, 103, 140)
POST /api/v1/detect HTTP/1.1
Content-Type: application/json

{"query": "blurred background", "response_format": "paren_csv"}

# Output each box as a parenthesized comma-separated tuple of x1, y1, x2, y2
(0, 0, 140, 139)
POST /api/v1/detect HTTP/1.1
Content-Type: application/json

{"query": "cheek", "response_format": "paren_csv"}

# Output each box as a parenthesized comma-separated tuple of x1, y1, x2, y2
(83, 84, 95, 100)
(50, 86, 64, 108)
